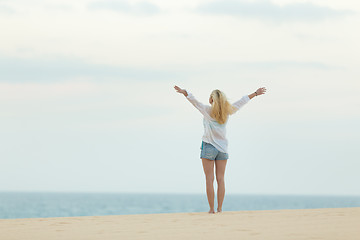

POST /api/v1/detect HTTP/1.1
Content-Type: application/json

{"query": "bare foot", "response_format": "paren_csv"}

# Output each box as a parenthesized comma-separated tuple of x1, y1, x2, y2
(217, 208, 222, 213)
(208, 209, 215, 214)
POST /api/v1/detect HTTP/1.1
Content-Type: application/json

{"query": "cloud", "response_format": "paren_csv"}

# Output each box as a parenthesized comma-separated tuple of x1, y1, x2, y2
(0, 54, 339, 84)
(0, 4, 15, 14)
(43, 3, 73, 12)
(175, 60, 339, 74)
(219, 60, 338, 70)
(87, 0, 160, 15)
(0, 56, 182, 82)
(196, 0, 354, 22)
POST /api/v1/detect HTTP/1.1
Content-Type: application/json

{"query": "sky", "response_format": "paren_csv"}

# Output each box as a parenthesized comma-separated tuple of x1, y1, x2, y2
(0, 0, 359, 195)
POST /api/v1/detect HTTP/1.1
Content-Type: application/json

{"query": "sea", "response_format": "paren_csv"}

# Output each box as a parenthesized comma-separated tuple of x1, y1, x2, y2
(1, 192, 360, 219)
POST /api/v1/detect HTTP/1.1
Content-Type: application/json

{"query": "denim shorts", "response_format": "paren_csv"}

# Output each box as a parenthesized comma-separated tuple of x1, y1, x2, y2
(200, 141, 229, 160)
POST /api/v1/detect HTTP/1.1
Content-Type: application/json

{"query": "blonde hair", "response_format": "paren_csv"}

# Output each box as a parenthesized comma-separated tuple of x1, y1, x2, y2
(210, 89, 237, 124)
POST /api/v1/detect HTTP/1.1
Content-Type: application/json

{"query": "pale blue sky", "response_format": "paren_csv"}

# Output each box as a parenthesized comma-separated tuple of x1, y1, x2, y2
(196, 0, 354, 21)
(0, 0, 359, 195)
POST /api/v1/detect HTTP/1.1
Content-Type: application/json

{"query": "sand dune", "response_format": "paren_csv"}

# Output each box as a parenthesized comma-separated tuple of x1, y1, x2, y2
(1, 207, 359, 240)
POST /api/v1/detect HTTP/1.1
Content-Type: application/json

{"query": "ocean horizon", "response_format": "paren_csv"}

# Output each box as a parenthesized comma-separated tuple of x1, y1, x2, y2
(1, 192, 360, 219)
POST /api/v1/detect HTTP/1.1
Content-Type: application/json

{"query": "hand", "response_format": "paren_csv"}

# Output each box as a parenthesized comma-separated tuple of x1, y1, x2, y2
(255, 87, 267, 96)
(174, 85, 187, 96)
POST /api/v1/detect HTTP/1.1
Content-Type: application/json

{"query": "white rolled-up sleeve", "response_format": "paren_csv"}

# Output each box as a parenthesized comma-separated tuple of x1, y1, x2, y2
(232, 95, 250, 113)
(185, 91, 211, 117)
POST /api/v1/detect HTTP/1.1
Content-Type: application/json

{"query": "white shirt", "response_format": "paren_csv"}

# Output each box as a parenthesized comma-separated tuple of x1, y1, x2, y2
(186, 91, 250, 153)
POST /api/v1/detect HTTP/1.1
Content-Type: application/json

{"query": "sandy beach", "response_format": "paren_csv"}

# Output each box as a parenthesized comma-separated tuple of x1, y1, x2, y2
(1, 207, 359, 240)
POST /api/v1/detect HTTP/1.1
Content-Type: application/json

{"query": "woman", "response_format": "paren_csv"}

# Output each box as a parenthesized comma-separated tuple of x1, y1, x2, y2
(174, 85, 266, 214)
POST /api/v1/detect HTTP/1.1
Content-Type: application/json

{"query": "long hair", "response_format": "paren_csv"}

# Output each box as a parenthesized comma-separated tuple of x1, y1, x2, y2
(210, 89, 237, 124)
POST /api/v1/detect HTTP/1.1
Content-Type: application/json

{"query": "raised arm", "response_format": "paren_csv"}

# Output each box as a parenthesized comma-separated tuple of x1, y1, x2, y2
(174, 85, 210, 117)
(248, 87, 267, 99)
(232, 87, 267, 113)
(232, 95, 251, 112)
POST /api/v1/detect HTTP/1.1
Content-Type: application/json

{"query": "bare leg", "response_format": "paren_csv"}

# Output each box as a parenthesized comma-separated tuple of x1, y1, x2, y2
(215, 159, 227, 213)
(202, 158, 215, 214)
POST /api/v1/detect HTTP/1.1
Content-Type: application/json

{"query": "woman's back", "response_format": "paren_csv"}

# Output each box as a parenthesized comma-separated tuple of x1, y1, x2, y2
(185, 91, 250, 153)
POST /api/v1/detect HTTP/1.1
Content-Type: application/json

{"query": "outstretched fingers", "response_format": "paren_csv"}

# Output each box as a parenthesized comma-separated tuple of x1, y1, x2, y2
(174, 85, 182, 92)
(174, 85, 186, 95)
(258, 87, 267, 95)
